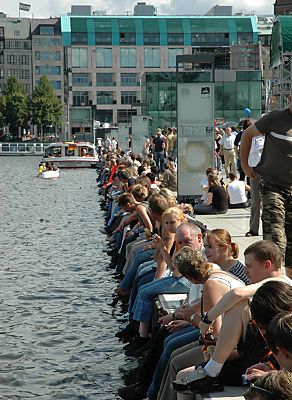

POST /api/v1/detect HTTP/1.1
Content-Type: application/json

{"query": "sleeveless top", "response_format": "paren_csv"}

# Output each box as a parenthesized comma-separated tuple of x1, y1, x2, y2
(207, 270, 245, 290)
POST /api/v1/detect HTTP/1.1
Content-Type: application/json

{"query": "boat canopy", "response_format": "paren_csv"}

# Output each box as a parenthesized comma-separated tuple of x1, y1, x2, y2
(270, 16, 292, 68)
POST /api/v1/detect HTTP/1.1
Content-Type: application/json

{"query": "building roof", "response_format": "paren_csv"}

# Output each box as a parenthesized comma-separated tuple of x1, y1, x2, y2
(270, 16, 292, 68)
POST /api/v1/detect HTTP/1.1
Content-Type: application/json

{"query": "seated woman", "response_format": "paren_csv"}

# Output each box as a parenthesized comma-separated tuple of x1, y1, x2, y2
(244, 370, 292, 400)
(204, 229, 249, 284)
(227, 173, 250, 208)
(194, 173, 228, 215)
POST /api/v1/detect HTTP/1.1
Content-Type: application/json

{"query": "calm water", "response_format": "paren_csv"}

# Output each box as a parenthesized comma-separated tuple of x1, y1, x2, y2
(0, 157, 130, 400)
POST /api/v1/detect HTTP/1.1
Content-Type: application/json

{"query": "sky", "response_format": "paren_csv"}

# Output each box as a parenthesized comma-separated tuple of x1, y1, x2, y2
(1, 0, 274, 19)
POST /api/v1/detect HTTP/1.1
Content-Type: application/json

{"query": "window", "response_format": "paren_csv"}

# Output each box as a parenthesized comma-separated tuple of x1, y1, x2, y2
(33, 37, 61, 46)
(73, 91, 89, 106)
(120, 32, 136, 45)
(120, 48, 136, 68)
(72, 48, 88, 68)
(96, 91, 114, 104)
(7, 69, 18, 77)
(35, 66, 61, 75)
(237, 32, 253, 44)
(167, 33, 184, 45)
(96, 48, 112, 67)
(7, 55, 18, 64)
(117, 109, 137, 124)
(72, 73, 91, 86)
(168, 48, 184, 68)
(96, 73, 115, 86)
(191, 33, 229, 46)
(0, 69, 4, 79)
(50, 80, 61, 90)
(40, 26, 55, 35)
(95, 32, 112, 45)
(19, 55, 29, 64)
(14, 30, 21, 37)
(35, 51, 61, 61)
(0, 41, 3, 50)
(19, 69, 29, 79)
(0, 54, 3, 64)
(121, 91, 137, 105)
(144, 32, 160, 45)
(0, 27, 4, 38)
(144, 48, 160, 68)
(121, 73, 138, 86)
(72, 32, 88, 45)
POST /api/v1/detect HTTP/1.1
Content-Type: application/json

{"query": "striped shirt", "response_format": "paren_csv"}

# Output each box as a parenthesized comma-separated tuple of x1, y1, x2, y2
(229, 260, 250, 285)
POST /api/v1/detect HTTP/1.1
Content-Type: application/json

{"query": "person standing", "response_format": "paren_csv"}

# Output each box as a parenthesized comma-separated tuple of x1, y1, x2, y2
(240, 103, 292, 278)
(219, 127, 237, 177)
(153, 128, 166, 174)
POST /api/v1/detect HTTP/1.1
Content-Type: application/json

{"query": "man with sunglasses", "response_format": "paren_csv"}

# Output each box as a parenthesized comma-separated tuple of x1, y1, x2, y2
(244, 370, 292, 400)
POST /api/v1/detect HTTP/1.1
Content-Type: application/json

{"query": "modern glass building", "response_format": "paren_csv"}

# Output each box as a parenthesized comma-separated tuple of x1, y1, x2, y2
(60, 14, 260, 134)
(141, 70, 262, 129)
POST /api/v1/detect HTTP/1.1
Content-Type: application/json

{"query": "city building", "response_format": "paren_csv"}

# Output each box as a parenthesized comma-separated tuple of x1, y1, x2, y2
(274, 0, 292, 15)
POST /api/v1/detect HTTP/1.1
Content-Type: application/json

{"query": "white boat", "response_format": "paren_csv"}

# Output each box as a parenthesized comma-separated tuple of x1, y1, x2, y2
(41, 142, 99, 168)
(0, 142, 48, 156)
(40, 169, 60, 179)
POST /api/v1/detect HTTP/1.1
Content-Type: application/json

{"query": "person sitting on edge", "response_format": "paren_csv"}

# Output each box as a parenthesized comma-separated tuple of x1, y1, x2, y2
(243, 370, 292, 400)
(226, 172, 250, 208)
(194, 172, 228, 215)
(171, 247, 292, 397)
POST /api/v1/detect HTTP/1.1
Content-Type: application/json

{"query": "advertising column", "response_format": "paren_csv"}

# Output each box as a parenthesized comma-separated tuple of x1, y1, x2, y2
(177, 83, 214, 198)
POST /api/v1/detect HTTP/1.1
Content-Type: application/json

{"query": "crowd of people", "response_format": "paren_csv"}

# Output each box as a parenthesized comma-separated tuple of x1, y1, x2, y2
(95, 105, 292, 399)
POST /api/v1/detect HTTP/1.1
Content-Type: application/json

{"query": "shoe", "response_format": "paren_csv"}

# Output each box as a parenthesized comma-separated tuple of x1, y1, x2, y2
(117, 382, 147, 400)
(172, 366, 224, 394)
(107, 248, 118, 256)
(115, 321, 139, 339)
(99, 227, 109, 234)
(245, 231, 259, 237)
(124, 336, 150, 356)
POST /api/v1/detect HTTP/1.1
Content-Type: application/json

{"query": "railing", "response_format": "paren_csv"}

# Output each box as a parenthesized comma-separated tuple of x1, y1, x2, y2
(0, 142, 48, 155)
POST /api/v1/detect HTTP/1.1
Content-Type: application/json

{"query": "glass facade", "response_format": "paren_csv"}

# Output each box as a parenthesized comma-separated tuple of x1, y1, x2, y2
(144, 48, 160, 68)
(40, 26, 54, 35)
(142, 71, 262, 129)
(72, 32, 88, 45)
(191, 33, 230, 46)
(95, 32, 112, 45)
(33, 37, 61, 46)
(72, 48, 88, 68)
(120, 48, 136, 68)
(96, 48, 112, 68)
(73, 91, 89, 106)
(121, 91, 137, 105)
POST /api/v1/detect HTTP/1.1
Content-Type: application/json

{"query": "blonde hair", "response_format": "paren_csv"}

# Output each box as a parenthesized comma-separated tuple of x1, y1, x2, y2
(208, 172, 220, 186)
(204, 229, 239, 259)
(131, 184, 148, 202)
(173, 247, 212, 282)
(162, 207, 186, 223)
(159, 188, 177, 207)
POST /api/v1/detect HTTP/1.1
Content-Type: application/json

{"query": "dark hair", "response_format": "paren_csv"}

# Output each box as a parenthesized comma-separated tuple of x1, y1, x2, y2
(131, 184, 148, 202)
(206, 167, 216, 175)
(118, 192, 135, 207)
(244, 241, 283, 269)
(242, 118, 253, 131)
(266, 312, 292, 354)
(118, 170, 131, 181)
(146, 172, 156, 183)
(250, 281, 292, 330)
(151, 166, 159, 177)
(228, 172, 237, 180)
(244, 370, 292, 400)
(135, 175, 151, 190)
(137, 166, 145, 176)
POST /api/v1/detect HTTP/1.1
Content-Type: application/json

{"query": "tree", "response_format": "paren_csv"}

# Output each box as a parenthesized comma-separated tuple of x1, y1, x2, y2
(0, 76, 29, 137)
(31, 76, 63, 138)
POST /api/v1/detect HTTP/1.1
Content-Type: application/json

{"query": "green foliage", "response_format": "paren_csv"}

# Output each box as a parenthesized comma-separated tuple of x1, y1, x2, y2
(0, 76, 29, 136)
(31, 76, 63, 135)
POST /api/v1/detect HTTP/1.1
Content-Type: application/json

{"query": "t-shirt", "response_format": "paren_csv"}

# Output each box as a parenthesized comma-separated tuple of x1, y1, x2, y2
(229, 260, 249, 285)
(153, 135, 165, 152)
(254, 108, 292, 187)
(208, 185, 228, 211)
(219, 134, 236, 150)
(227, 180, 247, 204)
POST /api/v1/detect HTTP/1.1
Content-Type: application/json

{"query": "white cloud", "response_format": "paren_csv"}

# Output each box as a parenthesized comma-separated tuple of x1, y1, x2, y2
(3, 0, 274, 18)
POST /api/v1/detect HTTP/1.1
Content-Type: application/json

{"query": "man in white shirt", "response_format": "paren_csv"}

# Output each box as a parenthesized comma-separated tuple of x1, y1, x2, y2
(227, 173, 250, 208)
(219, 127, 237, 177)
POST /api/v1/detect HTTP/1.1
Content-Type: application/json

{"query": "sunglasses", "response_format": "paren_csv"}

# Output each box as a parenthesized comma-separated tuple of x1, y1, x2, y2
(250, 383, 275, 395)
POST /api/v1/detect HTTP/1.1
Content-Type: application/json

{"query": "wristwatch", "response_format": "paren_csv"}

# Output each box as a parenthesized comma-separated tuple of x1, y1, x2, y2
(201, 311, 213, 325)
(190, 313, 197, 323)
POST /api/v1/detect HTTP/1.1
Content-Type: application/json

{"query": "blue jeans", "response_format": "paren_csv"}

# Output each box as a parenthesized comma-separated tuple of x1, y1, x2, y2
(154, 151, 165, 173)
(147, 326, 200, 399)
(120, 249, 154, 291)
(128, 262, 156, 319)
(194, 203, 227, 215)
(133, 276, 190, 324)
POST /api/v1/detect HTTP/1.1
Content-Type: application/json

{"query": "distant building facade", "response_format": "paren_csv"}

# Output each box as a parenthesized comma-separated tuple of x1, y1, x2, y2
(274, 0, 292, 15)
